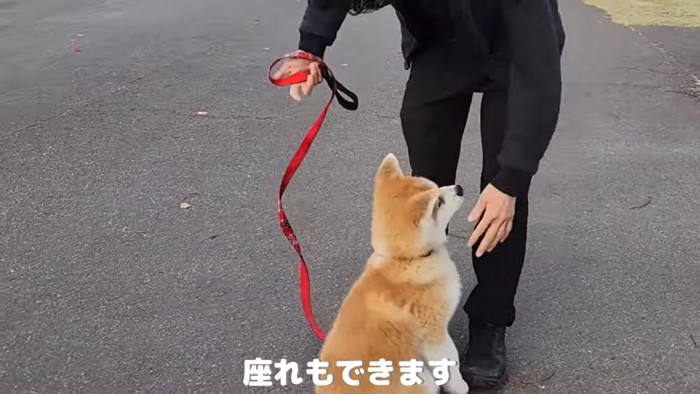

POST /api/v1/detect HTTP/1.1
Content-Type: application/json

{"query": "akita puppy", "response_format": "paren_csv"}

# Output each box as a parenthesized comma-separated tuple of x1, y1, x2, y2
(315, 153, 469, 394)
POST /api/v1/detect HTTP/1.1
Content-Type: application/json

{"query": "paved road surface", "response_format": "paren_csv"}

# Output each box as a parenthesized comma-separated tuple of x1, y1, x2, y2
(1, 0, 699, 392)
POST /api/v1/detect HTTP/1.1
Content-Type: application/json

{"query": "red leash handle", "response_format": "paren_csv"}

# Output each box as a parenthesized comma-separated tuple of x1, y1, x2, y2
(268, 51, 358, 341)
(268, 50, 358, 110)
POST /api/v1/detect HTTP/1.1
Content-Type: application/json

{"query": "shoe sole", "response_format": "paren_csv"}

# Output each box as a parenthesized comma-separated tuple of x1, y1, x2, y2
(465, 370, 507, 389)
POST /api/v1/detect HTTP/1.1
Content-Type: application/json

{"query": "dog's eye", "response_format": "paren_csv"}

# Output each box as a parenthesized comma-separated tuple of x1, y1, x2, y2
(437, 197, 444, 208)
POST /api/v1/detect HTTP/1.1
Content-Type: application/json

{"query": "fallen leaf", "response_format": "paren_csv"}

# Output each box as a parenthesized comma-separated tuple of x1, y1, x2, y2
(180, 202, 192, 209)
(630, 195, 652, 209)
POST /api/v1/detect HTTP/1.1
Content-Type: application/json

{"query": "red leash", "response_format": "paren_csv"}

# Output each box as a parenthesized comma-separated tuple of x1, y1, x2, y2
(268, 51, 358, 341)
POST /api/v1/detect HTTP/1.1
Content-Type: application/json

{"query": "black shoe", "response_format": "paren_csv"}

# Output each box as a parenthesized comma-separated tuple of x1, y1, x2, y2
(460, 319, 507, 388)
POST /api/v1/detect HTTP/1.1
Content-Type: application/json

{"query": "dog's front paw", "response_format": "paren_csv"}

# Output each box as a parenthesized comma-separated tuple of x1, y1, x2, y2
(444, 378, 469, 394)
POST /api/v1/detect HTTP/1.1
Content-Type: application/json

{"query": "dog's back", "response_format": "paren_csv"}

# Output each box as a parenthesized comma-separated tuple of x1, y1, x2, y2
(315, 154, 469, 394)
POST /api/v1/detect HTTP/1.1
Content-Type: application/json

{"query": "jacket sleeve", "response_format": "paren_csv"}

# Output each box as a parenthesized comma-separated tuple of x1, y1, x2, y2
(298, 0, 350, 58)
(490, 0, 565, 197)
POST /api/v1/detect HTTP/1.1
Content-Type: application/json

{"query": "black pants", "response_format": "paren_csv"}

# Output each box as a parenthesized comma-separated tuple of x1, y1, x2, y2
(399, 43, 529, 327)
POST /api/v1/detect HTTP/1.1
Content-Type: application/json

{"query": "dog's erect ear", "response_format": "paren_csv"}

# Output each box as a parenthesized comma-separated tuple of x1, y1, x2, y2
(377, 153, 404, 179)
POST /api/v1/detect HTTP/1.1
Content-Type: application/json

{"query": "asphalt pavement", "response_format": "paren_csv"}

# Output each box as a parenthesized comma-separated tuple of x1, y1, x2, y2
(1, 0, 699, 393)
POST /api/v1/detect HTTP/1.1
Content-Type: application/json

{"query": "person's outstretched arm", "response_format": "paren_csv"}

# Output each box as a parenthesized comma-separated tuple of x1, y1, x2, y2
(490, 0, 566, 197)
(467, 0, 565, 256)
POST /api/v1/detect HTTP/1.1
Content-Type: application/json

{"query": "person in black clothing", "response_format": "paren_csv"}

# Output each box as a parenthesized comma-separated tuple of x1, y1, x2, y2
(273, 0, 565, 388)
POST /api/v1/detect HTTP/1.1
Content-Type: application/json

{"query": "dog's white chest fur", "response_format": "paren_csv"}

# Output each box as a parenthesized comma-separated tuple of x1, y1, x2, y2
(445, 260, 462, 315)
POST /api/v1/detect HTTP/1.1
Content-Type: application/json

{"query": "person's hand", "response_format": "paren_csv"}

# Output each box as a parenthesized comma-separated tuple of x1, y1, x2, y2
(466, 184, 516, 257)
(271, 58, 323, 101)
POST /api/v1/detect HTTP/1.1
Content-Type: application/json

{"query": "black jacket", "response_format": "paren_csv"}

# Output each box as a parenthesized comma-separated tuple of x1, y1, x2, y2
(297, 0, 565, 197)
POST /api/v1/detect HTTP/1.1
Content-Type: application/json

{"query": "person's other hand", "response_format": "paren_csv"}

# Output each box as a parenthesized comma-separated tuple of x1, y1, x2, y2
(271, 58, 323, 101)
(466, 184, 516, 257)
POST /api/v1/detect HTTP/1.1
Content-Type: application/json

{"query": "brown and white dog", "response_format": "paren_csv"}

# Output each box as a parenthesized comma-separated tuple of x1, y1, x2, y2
(315, 153, 469, 394)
